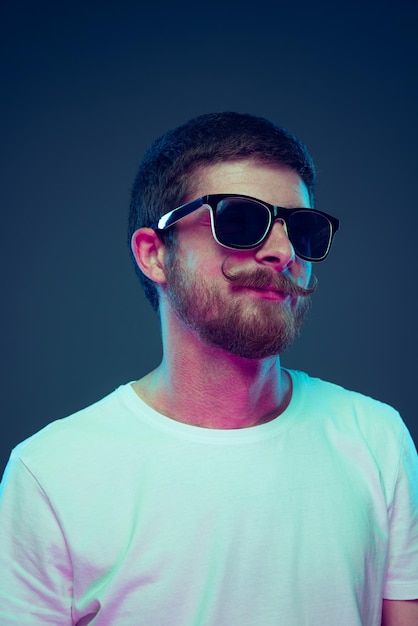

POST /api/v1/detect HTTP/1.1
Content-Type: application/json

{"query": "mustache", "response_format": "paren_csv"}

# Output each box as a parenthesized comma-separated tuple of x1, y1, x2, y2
(221, 261, 317, 297)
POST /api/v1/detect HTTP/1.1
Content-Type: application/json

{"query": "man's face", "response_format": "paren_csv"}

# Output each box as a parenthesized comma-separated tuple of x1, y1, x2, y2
(161, 160, 314, 359)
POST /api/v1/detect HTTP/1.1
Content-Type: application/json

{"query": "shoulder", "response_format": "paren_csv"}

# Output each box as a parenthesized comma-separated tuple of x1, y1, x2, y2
(7, 383, 137, 475)
(289, 368, 412, 457)
(289, 370, 418, 504)
(290, 367, 397, 409)
(291, 368, 403, 423)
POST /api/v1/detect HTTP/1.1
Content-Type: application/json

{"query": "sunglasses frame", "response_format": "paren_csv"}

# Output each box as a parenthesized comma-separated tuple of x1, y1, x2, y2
(152, 193, 340, 262)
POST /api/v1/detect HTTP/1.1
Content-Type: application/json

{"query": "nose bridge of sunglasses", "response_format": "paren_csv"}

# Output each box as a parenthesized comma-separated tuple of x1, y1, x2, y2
(272, 216, 288, 236)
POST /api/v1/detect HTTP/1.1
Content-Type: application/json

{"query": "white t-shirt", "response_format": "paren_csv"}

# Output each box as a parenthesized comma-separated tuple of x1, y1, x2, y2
(0, 370, 417, 625)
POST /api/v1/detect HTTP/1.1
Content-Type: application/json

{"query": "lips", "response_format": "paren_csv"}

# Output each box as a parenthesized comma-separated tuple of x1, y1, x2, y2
(238, 285, 292, 300)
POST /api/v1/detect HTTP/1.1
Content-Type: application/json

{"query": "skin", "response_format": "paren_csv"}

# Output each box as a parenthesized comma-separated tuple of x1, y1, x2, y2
(131, 159, 418, 623)
(381, 600, 418, 626)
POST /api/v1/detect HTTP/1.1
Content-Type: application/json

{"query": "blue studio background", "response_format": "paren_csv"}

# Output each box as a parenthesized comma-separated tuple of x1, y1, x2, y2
(1, 0, 417, 474)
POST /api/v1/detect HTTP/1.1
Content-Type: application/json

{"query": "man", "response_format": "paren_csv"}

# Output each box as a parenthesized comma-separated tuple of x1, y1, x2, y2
(0, 112, 417, 625)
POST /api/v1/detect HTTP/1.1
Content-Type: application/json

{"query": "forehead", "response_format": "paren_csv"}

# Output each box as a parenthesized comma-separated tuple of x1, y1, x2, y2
(186, 159, 311, 208)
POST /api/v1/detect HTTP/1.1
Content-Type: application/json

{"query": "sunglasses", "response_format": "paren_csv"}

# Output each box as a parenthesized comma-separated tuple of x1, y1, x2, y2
(153, 193, 340, 262)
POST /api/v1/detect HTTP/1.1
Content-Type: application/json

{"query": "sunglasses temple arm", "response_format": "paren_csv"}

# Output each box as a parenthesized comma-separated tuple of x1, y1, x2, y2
(154, 197, 205, 230)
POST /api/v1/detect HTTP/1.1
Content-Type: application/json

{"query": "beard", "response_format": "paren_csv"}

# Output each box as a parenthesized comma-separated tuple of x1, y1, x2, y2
(164, 253, 315, 359)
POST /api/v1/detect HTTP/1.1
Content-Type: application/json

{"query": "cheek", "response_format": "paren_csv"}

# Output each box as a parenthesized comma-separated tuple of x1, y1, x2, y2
(294, 260, 312, 286)
(177, 236, 228, 275)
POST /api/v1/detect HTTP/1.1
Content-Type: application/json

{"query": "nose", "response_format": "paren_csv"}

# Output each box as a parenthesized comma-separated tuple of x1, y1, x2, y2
(253, 219, 295, 271)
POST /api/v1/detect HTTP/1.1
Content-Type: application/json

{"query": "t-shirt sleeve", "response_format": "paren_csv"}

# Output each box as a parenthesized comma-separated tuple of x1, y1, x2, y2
(0, 450, 74, 624)
(383, 425, 418, 600)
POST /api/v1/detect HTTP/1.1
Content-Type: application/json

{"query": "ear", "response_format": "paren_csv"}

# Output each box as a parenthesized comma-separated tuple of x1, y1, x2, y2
(131, 228, 167, 284)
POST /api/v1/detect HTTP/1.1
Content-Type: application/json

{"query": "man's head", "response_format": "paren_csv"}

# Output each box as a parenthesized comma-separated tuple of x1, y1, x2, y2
(128, 111, 317, 312)
(159, 159, 319, 358)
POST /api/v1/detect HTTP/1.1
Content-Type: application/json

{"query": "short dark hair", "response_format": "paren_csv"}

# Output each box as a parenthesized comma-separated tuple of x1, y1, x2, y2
(128, 111, 317, 311)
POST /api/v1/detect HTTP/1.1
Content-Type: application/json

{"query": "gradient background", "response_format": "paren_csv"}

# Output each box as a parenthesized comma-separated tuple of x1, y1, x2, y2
(1, 0, 417, 475)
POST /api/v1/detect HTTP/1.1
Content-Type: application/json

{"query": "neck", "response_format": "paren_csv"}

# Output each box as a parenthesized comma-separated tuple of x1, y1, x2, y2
(133, 319, 292, 429)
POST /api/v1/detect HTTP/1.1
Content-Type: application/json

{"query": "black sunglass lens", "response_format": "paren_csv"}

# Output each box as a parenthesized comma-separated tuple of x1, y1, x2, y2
(288, 211, 331, 260)
(215, 199, 269, 248)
